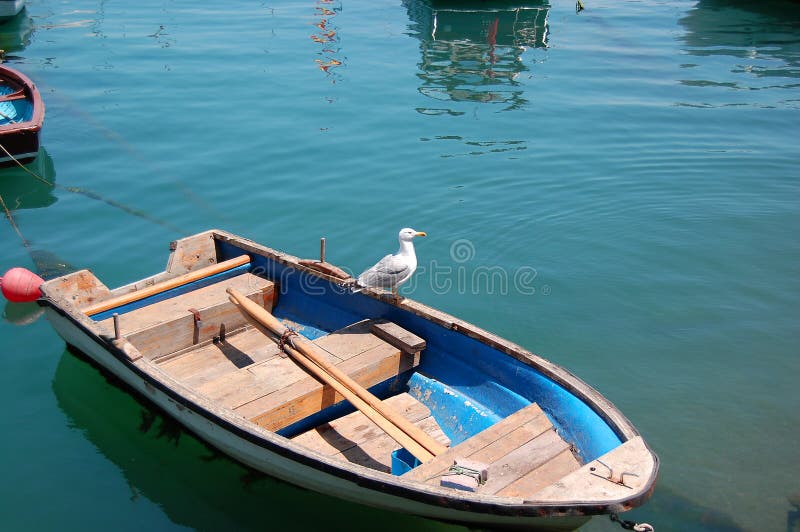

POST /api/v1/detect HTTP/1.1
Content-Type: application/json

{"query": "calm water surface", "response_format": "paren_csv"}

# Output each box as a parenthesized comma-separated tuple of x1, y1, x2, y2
(1, 0, 798, 530)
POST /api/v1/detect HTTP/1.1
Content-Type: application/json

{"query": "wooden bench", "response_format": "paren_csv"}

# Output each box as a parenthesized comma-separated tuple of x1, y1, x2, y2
(291, 393, 450, 473)
(96, 272, 275, 360)
(159, 319, 427, 433)
(402, 402, 582, 497)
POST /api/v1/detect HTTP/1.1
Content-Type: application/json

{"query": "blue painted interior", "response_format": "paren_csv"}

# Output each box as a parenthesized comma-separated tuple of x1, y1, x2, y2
(0, 85, 32, 125)
(215, 242, 624, 463)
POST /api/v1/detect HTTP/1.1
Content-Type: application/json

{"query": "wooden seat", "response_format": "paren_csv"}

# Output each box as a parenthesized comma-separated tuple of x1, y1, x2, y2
(96, 272, 275, 360)
(402, 402, 582, 497)
(159, 319, 426, 433)
(291, 393, 450, 473)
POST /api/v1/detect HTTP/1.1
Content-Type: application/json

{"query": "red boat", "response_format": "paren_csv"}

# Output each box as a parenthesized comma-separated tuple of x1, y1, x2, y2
(0, 64, 45, 168)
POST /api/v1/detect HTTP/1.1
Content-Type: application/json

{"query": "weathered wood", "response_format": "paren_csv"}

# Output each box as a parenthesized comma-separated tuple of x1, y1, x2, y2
(371, 320, 426, 354)
(478, 429, 569, 495)
(402, 402, 581, 497)
(166, 232, 218, 276)
(292, 393, 433, 455)
(292, 393, 450, 473)
(297, 259, 351, 280)
(238, 342, 417, 432)
(103, 273, 273, 359)
(228, 288, 447, 460)
(496, 448, 581, 498)
(313, 320, 385, 361)
(82, 255, 251, 316)
(402, 403, 548, 483)
(44, 270, 112, 309)
(529, 436, 654, 503)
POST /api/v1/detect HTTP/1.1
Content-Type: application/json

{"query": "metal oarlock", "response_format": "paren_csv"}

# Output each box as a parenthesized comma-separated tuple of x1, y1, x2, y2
(590, 459, 638, 489)
(113, 313, 121, 340)
(320, 237, 326, 263)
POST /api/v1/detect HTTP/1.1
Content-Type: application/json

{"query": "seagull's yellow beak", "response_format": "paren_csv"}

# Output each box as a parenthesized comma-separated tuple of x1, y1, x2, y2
(416, 231, 427, 237)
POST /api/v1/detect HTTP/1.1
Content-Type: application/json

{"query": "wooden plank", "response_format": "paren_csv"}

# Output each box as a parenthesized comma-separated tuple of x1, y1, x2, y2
(478, 429, 569, 495)
(180, 340, 283, 390)
(44, 270, 112, 309)
(107, 274, 273, 359)
(466, 416, 553, 465)
(239, 342, 418, 432)
(370, 320, 426, 354)
(208, 350, 317, 409)
(291, 394, 433, 455)
(402, 402, 547, 483)
(529, 436, 655, 502)
(312, 320, 384, 361)
(495, 448, 582, 498)
(292, 394, 450, 473)
(83, 255, 251, 316)
(101, 273, 271, 334)
(337, 416, 449, 472)
(165, 232, 218, 276)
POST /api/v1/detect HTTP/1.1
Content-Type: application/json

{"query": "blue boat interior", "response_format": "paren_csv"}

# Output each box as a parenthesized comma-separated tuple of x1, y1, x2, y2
(0, 84, 32, 125)
(217, 241, 624, 464)
(89, 240, 624, 467)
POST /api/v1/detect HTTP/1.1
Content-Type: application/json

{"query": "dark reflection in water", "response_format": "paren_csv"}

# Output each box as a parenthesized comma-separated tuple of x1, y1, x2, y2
(51, 349, 457, 531)
(0, 148, 57, 211)
(0, 8, 34, 57)
(404, 0, 549, 112)
(677, 0, 800, 106)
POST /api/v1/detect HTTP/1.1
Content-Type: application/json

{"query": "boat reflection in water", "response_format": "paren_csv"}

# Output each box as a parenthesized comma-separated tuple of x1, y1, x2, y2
(0, 147, 56, 211)
(1, 148, 59, 326)
(404, 0, 550, 112)
(0, 5, 33, 56)
(50, 350, 449, 531)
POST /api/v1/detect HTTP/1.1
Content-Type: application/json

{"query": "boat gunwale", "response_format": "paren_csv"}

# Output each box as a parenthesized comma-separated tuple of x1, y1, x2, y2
(38, 228, 659, 520)
(0, 65, 45, 134)
(211, 229, 645, 442)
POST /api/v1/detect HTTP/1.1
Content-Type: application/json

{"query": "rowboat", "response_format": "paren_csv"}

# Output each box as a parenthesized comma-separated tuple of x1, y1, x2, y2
(37, 229, 658, 530)
(0, 64, 44, 167)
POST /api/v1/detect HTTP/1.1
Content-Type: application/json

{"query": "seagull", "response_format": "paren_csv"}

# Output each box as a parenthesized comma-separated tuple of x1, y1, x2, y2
(353, 228, 427, 295)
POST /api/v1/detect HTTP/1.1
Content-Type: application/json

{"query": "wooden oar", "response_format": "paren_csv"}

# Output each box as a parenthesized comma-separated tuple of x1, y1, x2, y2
(230, 300, 435, 463)
(83, 255, 250, 316)
(227, 287, 448, 461)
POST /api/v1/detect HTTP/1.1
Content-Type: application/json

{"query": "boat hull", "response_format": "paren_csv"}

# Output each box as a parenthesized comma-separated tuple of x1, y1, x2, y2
(0, 0, 25, 19)
(38, 229, 657, 530)
(0, 64, 44, 168)
(43, 306, 590, 531)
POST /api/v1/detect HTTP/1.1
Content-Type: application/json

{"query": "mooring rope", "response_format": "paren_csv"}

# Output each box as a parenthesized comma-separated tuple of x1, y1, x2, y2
(0, 193, 30, 248)
(0, 141, 182, 233)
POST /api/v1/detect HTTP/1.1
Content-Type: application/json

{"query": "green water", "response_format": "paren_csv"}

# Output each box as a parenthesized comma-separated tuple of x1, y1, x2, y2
(1, 0, 798, 530)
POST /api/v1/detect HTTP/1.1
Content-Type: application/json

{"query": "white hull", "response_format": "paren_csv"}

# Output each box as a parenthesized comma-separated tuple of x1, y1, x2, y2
(44, 307, 588, 531)
(0, 0, 24, 18)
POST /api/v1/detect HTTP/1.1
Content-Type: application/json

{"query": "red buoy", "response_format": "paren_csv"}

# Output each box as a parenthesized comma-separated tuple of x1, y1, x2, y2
(0, 267, 45, 303)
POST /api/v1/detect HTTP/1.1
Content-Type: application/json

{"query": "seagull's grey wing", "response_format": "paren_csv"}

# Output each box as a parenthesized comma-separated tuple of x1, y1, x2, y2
(357, 254, 411, 289)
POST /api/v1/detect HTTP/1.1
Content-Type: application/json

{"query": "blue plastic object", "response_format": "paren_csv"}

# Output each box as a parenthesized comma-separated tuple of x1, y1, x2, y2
(391, 447, 421, 476)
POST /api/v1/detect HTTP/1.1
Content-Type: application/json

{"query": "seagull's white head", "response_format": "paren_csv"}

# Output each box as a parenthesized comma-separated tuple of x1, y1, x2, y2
(398, 227, 427, 242)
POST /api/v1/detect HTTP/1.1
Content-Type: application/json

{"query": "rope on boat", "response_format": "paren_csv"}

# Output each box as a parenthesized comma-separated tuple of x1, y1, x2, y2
(425, 464, 486, 485)
(0, 193, 30, 249)
(278, 327, 299, 355)
(610, 513, 654, 531)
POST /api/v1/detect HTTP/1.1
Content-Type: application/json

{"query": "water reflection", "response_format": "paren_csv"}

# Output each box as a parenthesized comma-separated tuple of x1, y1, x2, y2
(310, 0, 344, 82)
(0, 8, 34, 57)
(677, 0, 800, 106)
(51, 350, 460, 531)
(0, 148, 57, 211)
(404, 0, 549, 112)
